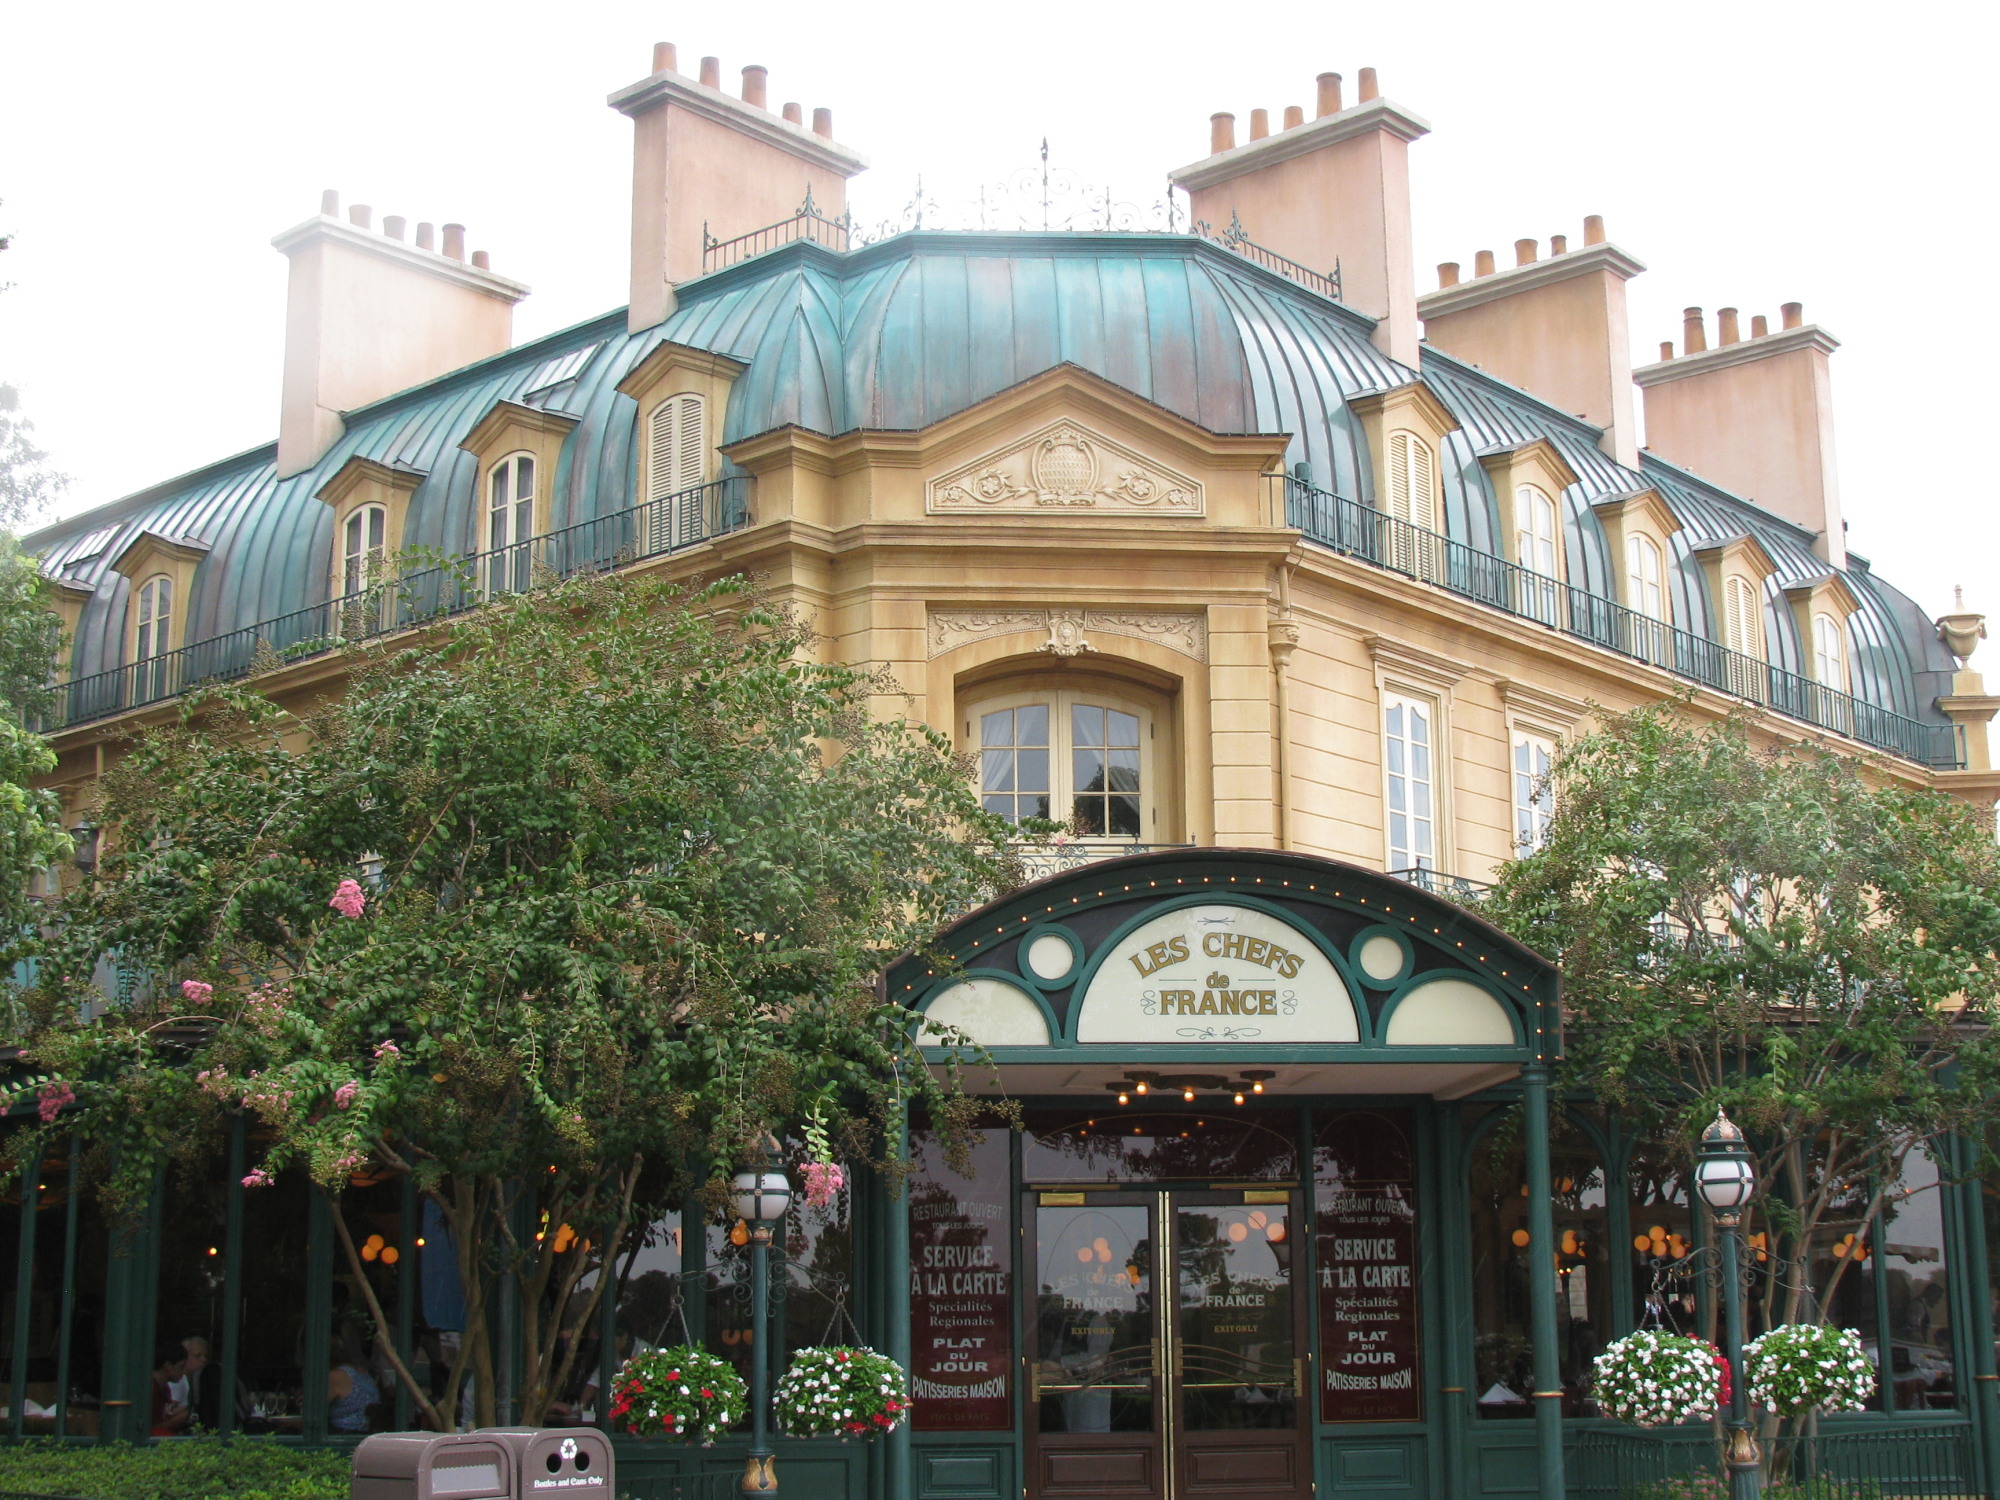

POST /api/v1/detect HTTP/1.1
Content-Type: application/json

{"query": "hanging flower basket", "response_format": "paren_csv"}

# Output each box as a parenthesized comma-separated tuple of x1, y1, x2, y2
(774, 1345, 912, 1440)
(608, 1345, 747, 1443)
(1743, 1324, 1876, 1417)
(1589, 1330, 1725, 1427)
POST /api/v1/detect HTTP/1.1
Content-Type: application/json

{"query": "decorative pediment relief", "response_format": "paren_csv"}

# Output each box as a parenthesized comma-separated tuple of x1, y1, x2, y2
(928, 606, 1208, 662)
(926, 420, 1204, 516)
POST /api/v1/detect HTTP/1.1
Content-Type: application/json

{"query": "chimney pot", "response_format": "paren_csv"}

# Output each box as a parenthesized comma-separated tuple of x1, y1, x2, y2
(1782, 301, 1803, 330)
(1549, 233, 1567, 255)
(1514, 237, 1538, 266)
(1250, 108, 1270, 140)
(699, 56, 721, 89)
(1751, 314, 1769, 338)
(1660, 341, 1675, 362)
(1474, 249, 1496, 277)
(1583, 214, 1605, 246)
(416, 222, 435, 251)
(1438, 261, 1461, 288)
(1358, 67, 1379, 102)
(443, 223, 466, 261)
(320, 188, 340, 217)
(349, 205, 373, 230)
(1717, 307, 1741, 345)
(812, 106, 833, 137)
(652, 42, 676, 74)
(471, 250, 490, 270)
(783, 101, 802, 124)
(741, 65, 768, 107)
(1210, 112, 1236, 153)
(1682, 307, 1707, 355)
(1283, 104, 1304, 130)
(1316, 72, 1342, 116)
(383, 215, 406, 240)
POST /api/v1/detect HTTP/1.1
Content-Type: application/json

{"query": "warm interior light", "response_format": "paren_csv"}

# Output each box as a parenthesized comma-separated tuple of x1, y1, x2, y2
(414, 1237, 427, 1248)
(1134, 1081, 1147, 1095)
(1233, 1092, 1245, 1106)
(207, 1246, 218, 1257)
(1252, 1081, 1263, 1093)
(1182, 1088, 1196, 1102)
(1117, 1092, 1129, 1106)
(381, 1246, 400, 1265)
(1511, 1228, 1531, 1248)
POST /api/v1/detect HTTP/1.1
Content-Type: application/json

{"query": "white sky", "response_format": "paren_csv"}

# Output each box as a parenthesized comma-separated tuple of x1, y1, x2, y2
(2, 0, 1993, 622)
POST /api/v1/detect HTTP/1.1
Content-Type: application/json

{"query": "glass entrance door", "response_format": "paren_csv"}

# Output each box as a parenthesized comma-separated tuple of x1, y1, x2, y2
(1027, 1190, 1308, 1500)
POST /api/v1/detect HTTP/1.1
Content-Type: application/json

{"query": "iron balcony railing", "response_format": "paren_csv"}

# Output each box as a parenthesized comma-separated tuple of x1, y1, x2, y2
(44, 476, 749, 731)
(1279, 477, 1962, 770)
(1012, 840, 1193, 882)
(1388, 867, 1493, 903)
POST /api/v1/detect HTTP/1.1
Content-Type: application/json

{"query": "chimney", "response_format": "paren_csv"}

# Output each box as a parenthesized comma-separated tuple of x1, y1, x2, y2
(610, 43, 869, 332)
(1633, 306, 1846, 567)
(1417, 217, 1647, 466)
(272, 195, 529, 478)
(1169, 68, 1430, 364)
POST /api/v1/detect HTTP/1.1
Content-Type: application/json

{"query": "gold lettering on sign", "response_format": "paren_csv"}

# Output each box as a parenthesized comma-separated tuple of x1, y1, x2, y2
(1130, 936, 1189, 977)
(1201, 931, 1305, 977)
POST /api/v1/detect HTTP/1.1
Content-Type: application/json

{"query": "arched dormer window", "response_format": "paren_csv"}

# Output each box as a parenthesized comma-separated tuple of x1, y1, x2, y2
(135, 575, 172, 663)
(1723, 574, 1763, 662)
(1515, 487, 1557, 577)
(1626, 534, 1666, 622)
(1812, 612, 1847, 690)
(484, 452, 536, 597)
(646, 393, 707, 553)
(962, 679, 1171, 846)
(340, 504, 387, 597)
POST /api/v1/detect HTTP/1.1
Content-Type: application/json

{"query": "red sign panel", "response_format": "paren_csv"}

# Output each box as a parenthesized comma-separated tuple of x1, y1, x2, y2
(1316, 1109, 1422, 1423)
(909, 1128, 1013, 1430)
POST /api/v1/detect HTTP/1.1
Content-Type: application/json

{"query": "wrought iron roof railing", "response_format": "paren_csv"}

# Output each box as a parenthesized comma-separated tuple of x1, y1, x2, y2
(42, 476, 749, 731)
(1279, 477, 1962, 771)
(1389, 867, 1493, 903)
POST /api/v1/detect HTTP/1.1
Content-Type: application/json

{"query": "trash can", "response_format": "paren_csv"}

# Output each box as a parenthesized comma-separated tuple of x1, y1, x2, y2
(477, 1427, 615, 1498)
(351, 1432, 517, 1500)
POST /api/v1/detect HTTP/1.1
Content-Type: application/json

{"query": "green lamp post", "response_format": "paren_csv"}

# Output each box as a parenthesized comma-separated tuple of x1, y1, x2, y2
(731, 1153, 793, 1497)
(1696, 1111, 1761, 1500)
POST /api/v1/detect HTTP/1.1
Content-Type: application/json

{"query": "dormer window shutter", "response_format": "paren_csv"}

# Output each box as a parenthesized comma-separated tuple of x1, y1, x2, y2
(646, 393, 707, 551)
(1724, 575, 1761, 660)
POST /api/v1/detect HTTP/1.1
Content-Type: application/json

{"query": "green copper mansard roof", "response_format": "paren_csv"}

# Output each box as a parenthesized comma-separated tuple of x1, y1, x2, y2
(26, 230, 1958, 760)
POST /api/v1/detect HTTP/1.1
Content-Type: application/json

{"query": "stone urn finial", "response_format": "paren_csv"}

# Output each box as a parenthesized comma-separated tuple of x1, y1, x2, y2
(1938, 586, 1987, 666)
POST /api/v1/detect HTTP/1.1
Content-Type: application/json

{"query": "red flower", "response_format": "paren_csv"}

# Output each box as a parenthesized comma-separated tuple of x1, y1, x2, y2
(701, 1387, 713, 1398)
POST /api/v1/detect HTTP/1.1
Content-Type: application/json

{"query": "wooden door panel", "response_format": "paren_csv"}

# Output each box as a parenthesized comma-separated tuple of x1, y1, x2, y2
(1181, 1440, 1300, 1490)
(1039, 1444, 1160, 1495)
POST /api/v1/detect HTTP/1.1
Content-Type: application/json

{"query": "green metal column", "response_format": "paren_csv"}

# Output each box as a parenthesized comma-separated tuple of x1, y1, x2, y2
(1435, 1103, 1469, 1500)
(396, 1173, 416, 1431)
(9, 1145, 43, 1441)
(219, 1116, 245, 1439)
(302, 1187, 332, 1443)
(1948, 1136, 2000, 1493)
(99, 1209, 137, 1443)
(1602, 1109, 1635, 1338)
(1521, 1065, 1565, 1500)
(54, 1135, 81, 1438)
(885, 1102, 913, 1500)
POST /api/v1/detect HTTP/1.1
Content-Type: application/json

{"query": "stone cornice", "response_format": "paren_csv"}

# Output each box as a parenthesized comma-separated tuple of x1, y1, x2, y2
(1167, 98, 1431, 191)
(1632, 325, 1840, 387)
(615, 340, 751, 399)
(607, 68, 869, 177)
(270, 215, 531, 302)
(315, 456, 427, 511)
(109, 530, 209, 579)
(458, 399, 581, 456)
(1417, 243, 1647, 320)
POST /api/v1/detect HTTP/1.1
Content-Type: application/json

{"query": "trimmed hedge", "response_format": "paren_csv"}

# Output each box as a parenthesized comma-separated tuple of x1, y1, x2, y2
(0, 1440, 347, 1500)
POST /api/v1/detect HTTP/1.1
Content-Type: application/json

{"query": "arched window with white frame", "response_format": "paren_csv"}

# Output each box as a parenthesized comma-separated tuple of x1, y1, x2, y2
(134, 573, 174, 701)
(963, 681, 1166, 849)
(1812, 612, 1847, 690)
(340, 504, 387, 597)
(1625, 534, 1666, 621)
(1514, 485, 1560, 624)
(484, 452, 536, 597)
(646, 393, 707, 554)
(1512, 732, 1556, 854)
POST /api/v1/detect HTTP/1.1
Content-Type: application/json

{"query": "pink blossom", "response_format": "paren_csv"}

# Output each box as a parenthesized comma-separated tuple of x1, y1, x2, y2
(242, 1168, 273, 1189)
(372, 1040, 400, 1061)
(36, 1081, 74, 1124)
(180, 979, 213, 1005)
(333, 1081, 358, 1110)
(329, 879, 367, 919)
(802, 1160, 845, 1208)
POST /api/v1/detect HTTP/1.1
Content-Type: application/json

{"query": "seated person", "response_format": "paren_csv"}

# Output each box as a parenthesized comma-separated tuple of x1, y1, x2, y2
(328, 1354, 381, 1434)
(149, 1340, 190, 1436)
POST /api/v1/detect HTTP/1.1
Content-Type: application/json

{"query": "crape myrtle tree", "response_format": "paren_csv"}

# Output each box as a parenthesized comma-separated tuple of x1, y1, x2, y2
(1482, 702, 2000, 1333)
(15, 571, 1016, 1430)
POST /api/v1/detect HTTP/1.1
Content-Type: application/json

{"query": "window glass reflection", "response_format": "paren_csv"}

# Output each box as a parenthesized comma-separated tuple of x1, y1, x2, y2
(1023, 1111, 1298, 1184)
(1879, 1147, 1953, 1411)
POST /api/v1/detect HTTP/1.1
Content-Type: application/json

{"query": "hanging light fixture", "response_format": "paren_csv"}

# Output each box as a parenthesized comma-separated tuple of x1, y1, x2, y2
(1694, 1111, 1755, 1222)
